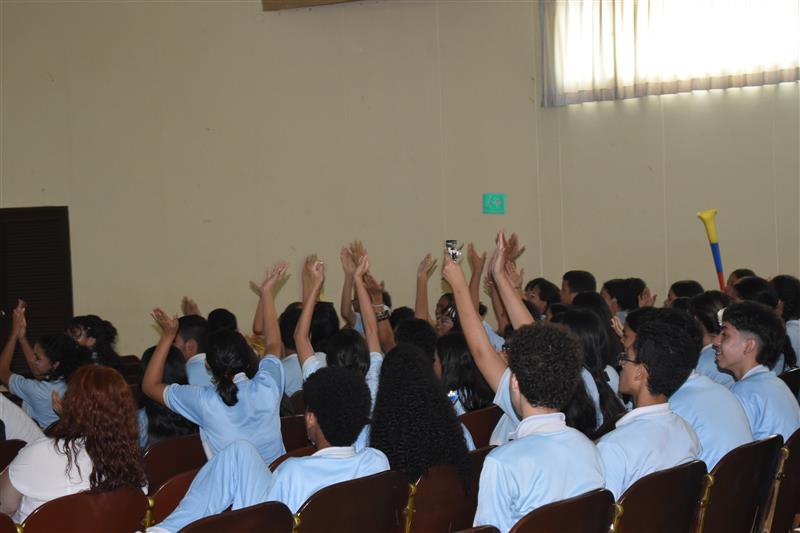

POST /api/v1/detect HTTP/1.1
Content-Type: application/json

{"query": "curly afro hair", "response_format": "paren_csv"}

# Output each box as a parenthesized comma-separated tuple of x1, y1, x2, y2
(506, 323, 582, 410)
(304, 366, 370, 447)
(370, 344, 470, 488)
(722, 301, 786, 369)
(634, 321, 695, 397)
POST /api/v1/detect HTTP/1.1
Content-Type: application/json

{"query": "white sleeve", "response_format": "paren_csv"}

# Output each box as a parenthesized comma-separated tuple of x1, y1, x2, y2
(0, 395, 44, 443)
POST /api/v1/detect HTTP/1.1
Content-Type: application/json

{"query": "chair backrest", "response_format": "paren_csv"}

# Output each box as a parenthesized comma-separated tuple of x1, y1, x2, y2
(143, 433, 206, 495)
(763, 428, 800, 533)
(269, 445, 317, 471)
(294, 470, 407, 533)
(290, 390, 306, 414)
(22, 486, 148, 533)
(281, 415, 312, 452)
(408, 446, 493, 533)
(612, 460, 706, 533)
(779, 368, 800, 398)
(697, 435, 783, 533)
(508, 488, 614, 533)
(0, 513, 16, 533)
(147, 468, 199, 526)
(452, 527, 500, 533)
(0, 439, 26, 471)
(458, 406, 503, 449)
(181, 501, 294, 533)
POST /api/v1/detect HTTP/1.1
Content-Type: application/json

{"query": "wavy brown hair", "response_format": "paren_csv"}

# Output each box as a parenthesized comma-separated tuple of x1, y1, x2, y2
(46, 365, 147, 492)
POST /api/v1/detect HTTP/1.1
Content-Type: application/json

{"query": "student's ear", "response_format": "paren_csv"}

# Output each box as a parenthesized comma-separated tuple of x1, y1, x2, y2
(304, 411, 318, 446)
(185, 339, 198, 357)
(51, 390, 63, 416)
(510, 373, 520, 393)
(743, 335, 759, 358)
(776, 300, 785, 318)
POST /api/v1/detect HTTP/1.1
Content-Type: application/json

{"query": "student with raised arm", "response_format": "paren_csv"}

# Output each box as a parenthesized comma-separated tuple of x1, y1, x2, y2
(295, 256, 383, 412)
(443, 254, 604, 533)
(142, 263, 286, 463)
(148, 366, 389, 533)
(339, 245, 358, 329)
(0, 302, 91, 428)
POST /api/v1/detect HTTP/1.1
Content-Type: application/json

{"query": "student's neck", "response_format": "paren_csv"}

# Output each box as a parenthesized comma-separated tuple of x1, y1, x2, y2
(520, 404, 560, 419)
(732, 361, 758, 381)
(632, 390, 667, 409)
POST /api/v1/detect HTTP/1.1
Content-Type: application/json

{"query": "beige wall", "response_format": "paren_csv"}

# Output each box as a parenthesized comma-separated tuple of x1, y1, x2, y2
(2, 0, 798, 355)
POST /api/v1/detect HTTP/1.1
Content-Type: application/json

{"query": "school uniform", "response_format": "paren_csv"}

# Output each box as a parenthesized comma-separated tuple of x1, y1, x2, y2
(695, 344, 735, 389)
(786, 320, 800, 362)
(7, 375, 66, 428)
(473, 413, 604, 533)
(731, 364, 800, 441)
(302, 351, 383, 409)
(0, 393, 43, 443)
(137, 408, 150, 449)
(596, 403, 700, 499)
(489, 369, 520, 446)
(282, 353, 303, 397)
(151, 440, 389, 533)
(185, 353, 212, 387)
(669, 372, 752, 469)
(483, 320, 505, 352)
(164, 355, 285, 463)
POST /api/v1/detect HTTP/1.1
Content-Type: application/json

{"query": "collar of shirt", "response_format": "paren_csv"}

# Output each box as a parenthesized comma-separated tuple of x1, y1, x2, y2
(686, 370, 699, 380)
(616, 402, 671, 428)
(187, 353, 206, 364)
(312, 446, 357, 459)
(510, 412, 567, 440)
(702, 343, 713, 351)
(740, 364, 769, 381)
(232, 372, 248, 384)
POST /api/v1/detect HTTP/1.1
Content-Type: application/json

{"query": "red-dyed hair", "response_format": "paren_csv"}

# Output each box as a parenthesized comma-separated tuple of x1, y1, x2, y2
(46, 365, 146, 491)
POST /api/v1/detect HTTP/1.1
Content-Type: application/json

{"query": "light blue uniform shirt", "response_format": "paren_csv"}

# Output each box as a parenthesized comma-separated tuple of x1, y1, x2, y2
(282, 354, 303, 397)
(137, 408, 150, 449)
(164, 356, 285, 463)
(8, 375, 66, 428)
(771, 353, 786, 376)
(669, 372, 752, 469)
(185, 353, 213, 387)
(153, 441, 389, 533)
(473, 413, 605, 533)
(483, 321, 505, 352)
(597, 403, 701, 499)
(489, 369, 520, 446)
(731, 365, 800, 441)
(787, 320, 799, 363)
(695, 344, 735, 389)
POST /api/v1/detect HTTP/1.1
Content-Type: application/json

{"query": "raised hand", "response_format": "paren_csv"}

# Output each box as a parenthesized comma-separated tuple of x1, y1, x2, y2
(491, 231, 508, 278)
(483, 276, 496, 296)
(340, 247, 357, 276)
(364, 273, 385, 300)
(181, 296, 200, 316)
(354, 255, 370, 279)
(349, 240, 367, 265)
(506, 232, 526, 264)
(441, 251, 466, 288)
(505, 261, 525, 292)
(11, 300, 26, 338)
(611, 316, 624, 340)
(468, 243, 487, 274)
(303, 253, 318, 285)
(417, 253, 438, 280)
(261, 261, 289, 293)
(639, 287, 657, 308)
(310, 258, 325, 285)
(151, 308, 179, 339)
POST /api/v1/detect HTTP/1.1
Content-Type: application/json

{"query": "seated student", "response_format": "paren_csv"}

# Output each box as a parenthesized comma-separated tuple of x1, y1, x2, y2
(688, 291, 736, 389)
(148, 366, 389, 533)
(715, 302, 800, 441)
(370, 344, 470, 485)
(523, 278, 561, 322)
(731, 276, 796, 375)
(0, 393, 43, 444)
(664, 280, 704, 308)
(572, 291, 624, 370)
(551, 309, 625, 431)
(560, 270, 596, 305)
(0, 303, 91, 428)
(597, 321, 700, 499)
(1, 365, 146, 523)
(614, 278, 657, 324)
(139, 346, 198, 449)
(437, 332, 493, 415)
(770, 274, 800, 362)
(277, 304, 303, 396)
(643, 309, 753, 470)
(295, 256, 382, 408)
(67, 314, 123, 371)
(725, 268, 756, 296)
(143, 263, 286, 463)
(173, 315, 212, 386)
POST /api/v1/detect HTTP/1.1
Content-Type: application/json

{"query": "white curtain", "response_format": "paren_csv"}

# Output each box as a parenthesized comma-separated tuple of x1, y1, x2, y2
(540, 0, 800, 107)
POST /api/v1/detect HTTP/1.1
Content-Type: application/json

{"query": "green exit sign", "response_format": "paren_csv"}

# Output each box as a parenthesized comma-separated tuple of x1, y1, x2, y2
(483, 193, 506, 215)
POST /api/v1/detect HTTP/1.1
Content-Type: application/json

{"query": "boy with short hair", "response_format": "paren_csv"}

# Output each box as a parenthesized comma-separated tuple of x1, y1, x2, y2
(715, 301, 800, 440)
